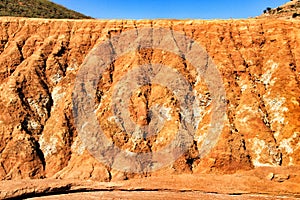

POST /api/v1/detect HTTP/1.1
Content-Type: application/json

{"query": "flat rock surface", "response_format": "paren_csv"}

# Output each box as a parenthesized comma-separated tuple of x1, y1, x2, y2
(1, 167, 300, 199)
(26, 191, 299, 200)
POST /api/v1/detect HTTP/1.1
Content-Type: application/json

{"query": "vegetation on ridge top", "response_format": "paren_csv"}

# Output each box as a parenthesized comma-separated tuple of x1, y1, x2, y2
(0, 0, 92, 19)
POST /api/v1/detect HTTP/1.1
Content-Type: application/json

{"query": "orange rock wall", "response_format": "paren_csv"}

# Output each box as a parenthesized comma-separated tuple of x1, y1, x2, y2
(0, 17, 299, 180)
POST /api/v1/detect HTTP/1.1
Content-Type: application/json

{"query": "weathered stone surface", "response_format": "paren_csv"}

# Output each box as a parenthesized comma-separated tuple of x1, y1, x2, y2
(1, 167, 300, 199)
(0, 17, 299, 182)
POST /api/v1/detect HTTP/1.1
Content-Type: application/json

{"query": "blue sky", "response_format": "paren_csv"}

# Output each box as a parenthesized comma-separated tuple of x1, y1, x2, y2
(51, 0, 289, 19)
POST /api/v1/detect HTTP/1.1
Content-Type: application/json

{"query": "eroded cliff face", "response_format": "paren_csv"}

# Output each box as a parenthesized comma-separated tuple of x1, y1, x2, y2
(0, 17, 299, 181)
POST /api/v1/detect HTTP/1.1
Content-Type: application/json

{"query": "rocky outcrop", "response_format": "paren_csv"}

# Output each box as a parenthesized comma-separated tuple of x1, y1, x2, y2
(0, 17, 299, 181)
(260, 0, 300, 19)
